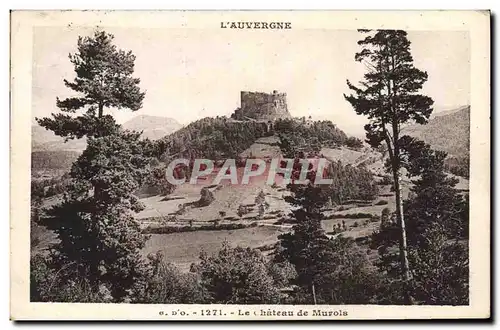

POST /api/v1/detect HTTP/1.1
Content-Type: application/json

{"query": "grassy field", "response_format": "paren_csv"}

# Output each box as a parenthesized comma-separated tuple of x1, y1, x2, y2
(141, 225, 286, 271)
(33, 135, 470, 272)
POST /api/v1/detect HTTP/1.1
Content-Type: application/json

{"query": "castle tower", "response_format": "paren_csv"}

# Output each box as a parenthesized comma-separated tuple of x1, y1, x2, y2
(233, 90, 291, 121)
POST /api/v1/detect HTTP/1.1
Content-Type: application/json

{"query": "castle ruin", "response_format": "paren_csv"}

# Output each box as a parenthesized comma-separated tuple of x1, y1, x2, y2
(232, 90, 291, 121)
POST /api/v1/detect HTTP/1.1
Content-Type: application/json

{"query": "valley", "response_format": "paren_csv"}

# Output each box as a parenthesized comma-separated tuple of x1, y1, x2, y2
(31, 107, 470, 272)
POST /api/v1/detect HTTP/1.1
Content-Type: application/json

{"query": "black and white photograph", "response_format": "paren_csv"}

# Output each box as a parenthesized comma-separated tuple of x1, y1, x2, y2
(10, 10, 490, 320)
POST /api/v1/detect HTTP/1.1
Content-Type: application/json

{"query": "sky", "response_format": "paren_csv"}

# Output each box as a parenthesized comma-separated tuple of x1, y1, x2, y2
(32, 27, 470, 137)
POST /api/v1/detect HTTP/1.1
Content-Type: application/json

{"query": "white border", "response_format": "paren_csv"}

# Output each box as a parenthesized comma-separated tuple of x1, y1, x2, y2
(8, 9, 491, 321)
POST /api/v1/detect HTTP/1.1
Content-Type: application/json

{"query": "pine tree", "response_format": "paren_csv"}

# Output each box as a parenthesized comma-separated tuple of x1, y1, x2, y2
(43, 131, 152, 301)
(278, 181, 380, 304)
(371, 137, 469, 304)
(344, 30, 434, 304)
(36, 30, 145, 139)
(399, 136, 469, 242)
(35, 30, 149, 302)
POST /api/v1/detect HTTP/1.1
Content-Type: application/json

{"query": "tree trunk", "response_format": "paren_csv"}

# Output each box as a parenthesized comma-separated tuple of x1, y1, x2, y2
(385, 126, 413, 304)
(391, 159, 413, 304)
(312, 283, 317, 305)
(98, 102, 104, 118)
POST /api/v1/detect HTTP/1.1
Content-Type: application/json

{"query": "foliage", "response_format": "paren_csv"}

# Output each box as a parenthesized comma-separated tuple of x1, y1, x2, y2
(155, 117, 269, 161)
(277, 177, 380, 304)
(154, 117, 356, 162)
(274, 118, 350, 150)
(266, 259, 297, 288)
(131, 252, 206, 303)
(325, 161, 379, 203)
(444, 156, 470, 179)
(197, 187, 215, 207)
(30, 198, 44, 251)
(36, 30, 145, 140)
(30, 255, 110, 302)
(399, 136, 469, 241)
(345, 136, 364, 150)
(142, 221, 258, 234)
(410, 224, 469, 305)
(344, 29, 435, 302)
(371, 138, 469, 305)
(344, 30, 434, 150)
(327, 212, 374, 219)
(237, 204, 251, 218)
(31, 174, 71, 199)
(141, 164, 176, 196)
(255, 190, 270, 218)
(277, 134, 379, 204)
(40, 131, 152, 301)
(32, 29, 154, 303)
(196, 242, 281, 304)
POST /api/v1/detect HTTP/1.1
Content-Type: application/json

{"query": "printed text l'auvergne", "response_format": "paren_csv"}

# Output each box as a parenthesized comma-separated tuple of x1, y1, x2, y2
(221, 21, 292, 29)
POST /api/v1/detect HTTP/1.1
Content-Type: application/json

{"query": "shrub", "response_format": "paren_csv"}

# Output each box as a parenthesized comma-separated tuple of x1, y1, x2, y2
(196, 242, 281, 304)
(131, 253, 206, 304)
(30, 255, 110, 303)
(345, 136, 364, 150)
(197, 187, 214, 207)
(330, 212, 374, 219)
(142, 222, 258, 234)
(237, 204, 251, 218)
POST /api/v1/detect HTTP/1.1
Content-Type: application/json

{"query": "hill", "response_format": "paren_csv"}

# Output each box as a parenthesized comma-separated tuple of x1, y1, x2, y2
(32, 125, 87, 152)
(402, 105, 470, 159)
(32, 115, 181, 153)
(122, 115, 182, 140)
(154, 116, 359, 162)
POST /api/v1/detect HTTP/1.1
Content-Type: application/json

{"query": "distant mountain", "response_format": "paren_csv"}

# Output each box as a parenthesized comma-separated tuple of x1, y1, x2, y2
(32, 125, 87, 152)
(122, 115, 182, 140)
(402, 105, 470, 158)
(31, 115, 182, 153)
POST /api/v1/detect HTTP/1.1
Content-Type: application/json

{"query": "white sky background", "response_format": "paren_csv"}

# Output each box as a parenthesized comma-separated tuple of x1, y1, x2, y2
(32, 27, 470, 137)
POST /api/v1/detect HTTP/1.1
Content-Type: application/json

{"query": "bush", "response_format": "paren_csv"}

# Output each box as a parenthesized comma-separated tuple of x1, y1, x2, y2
(197, 187, 214, 207)
(155, 117, 269, 161)
(375, 200, 389, 206)
(345, 136, 364, 150)
(131, 253, 206, 304)
(196, 242, 281, 304)
(237, 204, 251, 218)
(142, 222, 258, 234)
(30, 255, 110, 302)
(329, 212, 374, 219)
